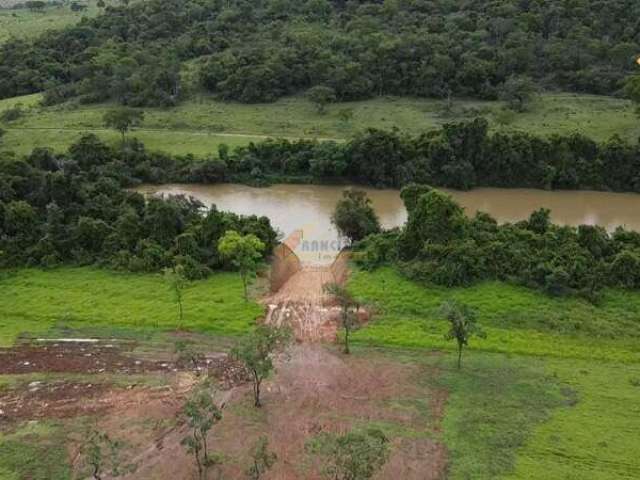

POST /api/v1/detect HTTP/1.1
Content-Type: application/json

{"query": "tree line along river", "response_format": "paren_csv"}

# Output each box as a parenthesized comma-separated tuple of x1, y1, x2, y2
(138, 184, 640, 264)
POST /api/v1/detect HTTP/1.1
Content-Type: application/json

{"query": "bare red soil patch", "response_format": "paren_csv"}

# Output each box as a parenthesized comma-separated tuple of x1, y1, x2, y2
(264, 262, 369, 343)
(122, 346, 447, 480)
(0, 339, 248, 426)
(0, 340, 171, 375)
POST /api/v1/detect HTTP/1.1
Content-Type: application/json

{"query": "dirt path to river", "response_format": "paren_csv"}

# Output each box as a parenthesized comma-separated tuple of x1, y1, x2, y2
(263, 266, 342, 342)
(263, 250, 354, 342)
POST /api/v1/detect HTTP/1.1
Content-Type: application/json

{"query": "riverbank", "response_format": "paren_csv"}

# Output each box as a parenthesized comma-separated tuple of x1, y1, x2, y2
(139, 183, 640, 264)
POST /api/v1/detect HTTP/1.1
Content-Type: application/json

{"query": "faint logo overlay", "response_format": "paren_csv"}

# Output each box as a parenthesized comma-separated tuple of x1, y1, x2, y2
(282, 227, 348, 263)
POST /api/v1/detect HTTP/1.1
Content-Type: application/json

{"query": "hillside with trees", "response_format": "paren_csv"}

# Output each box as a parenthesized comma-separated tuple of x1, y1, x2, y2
(1, 0, 639, 106)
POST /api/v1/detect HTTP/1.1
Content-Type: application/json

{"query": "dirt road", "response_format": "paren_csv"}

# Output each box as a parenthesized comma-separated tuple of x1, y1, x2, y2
(264, 266, 343, 342)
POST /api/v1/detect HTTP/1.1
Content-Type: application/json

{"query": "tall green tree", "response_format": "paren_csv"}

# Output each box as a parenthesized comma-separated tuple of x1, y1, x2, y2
(231, 325, 291, 407)
(331, 190, 381, 244)
(624, 75, 640, 116)
(440, 300, 486, 369)
(322, 282, 359, 354)
(399, 188, 467, 259)
(306, 85, 336, 114)
(218, 230, 265, 301)
(163, 265, 187, 329)
(181, 385, 223, 480)
(103, 108, 144, 142)
(499, 75, 537, 112)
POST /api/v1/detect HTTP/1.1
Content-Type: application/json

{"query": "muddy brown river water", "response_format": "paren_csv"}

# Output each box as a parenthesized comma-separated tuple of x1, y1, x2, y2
(138, 184, 640, 264)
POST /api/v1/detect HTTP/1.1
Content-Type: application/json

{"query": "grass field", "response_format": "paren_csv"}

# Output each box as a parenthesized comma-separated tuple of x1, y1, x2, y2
(0, 267, 262, 346)
(1, 265, 639, 478)
(0, 1, 114, 45)
(1, 92, 637, 157)
(348, 267, 640, 480)
(0, 421, 70, 480)
(349, 267, 640, 362)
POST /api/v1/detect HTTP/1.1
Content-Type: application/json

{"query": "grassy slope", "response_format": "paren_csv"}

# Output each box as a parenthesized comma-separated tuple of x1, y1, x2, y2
(1, 93, 637, 156)
(349, 267, 640, 480)
(349, 267, 640, 362)
(0, 422, 70, 480)
(0, 1, 114, 45)
(0, 267, 262, 347)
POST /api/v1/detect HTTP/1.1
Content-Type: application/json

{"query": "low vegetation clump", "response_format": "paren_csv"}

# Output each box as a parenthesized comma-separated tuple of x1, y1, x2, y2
(306, 428, 390, 480)
(77, 429, 136, 480)
(354, 184, 640, 300)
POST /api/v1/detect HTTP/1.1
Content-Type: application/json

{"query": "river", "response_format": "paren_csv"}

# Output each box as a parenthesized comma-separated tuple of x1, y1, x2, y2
(137, 184, 640, 264)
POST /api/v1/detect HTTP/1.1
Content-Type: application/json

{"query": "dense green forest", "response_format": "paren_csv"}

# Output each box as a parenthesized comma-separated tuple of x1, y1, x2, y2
(1, 0, 639, 105)
(0, 135, 278, 277)
(354, 184, 640, 300)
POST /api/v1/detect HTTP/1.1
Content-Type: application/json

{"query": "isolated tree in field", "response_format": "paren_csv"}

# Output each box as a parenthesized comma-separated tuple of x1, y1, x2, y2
(499, 75, 537, 112)
(164, 265, 187, 328)
(103, 107, 144, 142)
(25, 1, 46, 12)
(306, 428, 389, 480)
(218, 230, 265, 301)
(246, 436, 277, 479)
(323, 282, 359, 354)
(306, 85, 337, 114)
(331, 190, 381, 244)
(493, 107, 516, 128)
(231, 324, 291, 407)
(181, 385, 223, 480)
(440, 300, 485, 369)
(78, 429, 135, 480)
(70, 2, 88, 12)
(97, 0, 106, 8)
(337, 108, 354, 124)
